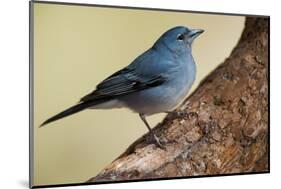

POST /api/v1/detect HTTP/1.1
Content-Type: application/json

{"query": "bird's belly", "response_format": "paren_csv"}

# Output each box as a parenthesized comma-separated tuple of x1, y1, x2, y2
(119, 78, 193, 115)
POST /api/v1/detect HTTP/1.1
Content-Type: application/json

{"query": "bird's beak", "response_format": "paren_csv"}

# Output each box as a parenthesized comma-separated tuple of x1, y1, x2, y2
(188, 29, 204, 39)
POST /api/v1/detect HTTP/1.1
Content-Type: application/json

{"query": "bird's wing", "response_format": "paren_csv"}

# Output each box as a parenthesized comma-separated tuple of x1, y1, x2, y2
(80, 67, 166, 102)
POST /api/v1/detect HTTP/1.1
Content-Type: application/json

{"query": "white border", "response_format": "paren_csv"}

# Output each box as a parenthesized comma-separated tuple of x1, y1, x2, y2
(0, 0, 279, 189)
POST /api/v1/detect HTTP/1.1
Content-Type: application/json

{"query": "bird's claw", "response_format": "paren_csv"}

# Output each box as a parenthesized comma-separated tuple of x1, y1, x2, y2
(166, 111, 189, 119)
(153, 134, 166, 150)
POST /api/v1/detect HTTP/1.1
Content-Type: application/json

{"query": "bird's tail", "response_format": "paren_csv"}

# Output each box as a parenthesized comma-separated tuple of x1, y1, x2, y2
(40, 101, 99, 127)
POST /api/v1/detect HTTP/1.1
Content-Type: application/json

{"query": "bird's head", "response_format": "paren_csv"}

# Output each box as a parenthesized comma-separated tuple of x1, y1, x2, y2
(153, 26, 204, 55)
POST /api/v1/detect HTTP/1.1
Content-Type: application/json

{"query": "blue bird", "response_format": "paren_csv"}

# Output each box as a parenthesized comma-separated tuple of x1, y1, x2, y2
(40, 26, 204, 148)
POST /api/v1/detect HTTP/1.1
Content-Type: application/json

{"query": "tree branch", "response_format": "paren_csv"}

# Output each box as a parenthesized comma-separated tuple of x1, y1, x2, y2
(88, 17, 269, 182)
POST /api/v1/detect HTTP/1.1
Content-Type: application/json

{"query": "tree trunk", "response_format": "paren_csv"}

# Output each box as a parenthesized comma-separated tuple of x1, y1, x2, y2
(88, 17, 269, 183)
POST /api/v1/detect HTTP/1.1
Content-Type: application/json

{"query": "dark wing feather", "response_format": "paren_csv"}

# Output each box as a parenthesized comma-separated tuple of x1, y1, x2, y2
(80, 67, 166, 102)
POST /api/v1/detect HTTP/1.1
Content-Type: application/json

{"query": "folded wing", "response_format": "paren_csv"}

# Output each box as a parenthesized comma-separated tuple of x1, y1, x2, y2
(80, 67, 166, 102)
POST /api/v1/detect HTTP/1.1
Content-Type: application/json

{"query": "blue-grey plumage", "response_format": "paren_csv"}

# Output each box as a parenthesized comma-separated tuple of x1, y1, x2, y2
(93, 26, 201, 115)
(41, 26, 204, 148)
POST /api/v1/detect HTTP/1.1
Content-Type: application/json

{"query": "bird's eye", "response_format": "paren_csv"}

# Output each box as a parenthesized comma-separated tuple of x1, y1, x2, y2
(177, 34, 185, 41)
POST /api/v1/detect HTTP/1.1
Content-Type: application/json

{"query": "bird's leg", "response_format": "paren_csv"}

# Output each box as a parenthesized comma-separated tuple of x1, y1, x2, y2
(139, 113, 165, 149)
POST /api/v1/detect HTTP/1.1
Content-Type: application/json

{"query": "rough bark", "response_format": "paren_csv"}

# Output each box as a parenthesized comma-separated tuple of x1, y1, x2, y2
(88, 17, 269, 182)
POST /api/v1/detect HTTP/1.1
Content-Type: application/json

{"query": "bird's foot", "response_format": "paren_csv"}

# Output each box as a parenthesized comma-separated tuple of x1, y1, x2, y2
(166, 111, 189, 119)
(166, 111, 199, 120)
(153, 134, 166, 150)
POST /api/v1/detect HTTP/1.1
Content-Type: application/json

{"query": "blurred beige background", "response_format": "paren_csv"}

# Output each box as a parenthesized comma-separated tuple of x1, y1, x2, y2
(33, 2, 245, 186)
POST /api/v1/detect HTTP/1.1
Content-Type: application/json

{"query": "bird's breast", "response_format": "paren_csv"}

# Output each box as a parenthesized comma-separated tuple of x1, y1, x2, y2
(167, 60, 196, 108)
